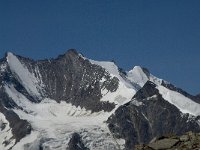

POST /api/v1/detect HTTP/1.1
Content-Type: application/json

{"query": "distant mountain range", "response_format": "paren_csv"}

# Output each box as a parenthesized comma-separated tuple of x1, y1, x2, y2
(0, 49, 199, 150)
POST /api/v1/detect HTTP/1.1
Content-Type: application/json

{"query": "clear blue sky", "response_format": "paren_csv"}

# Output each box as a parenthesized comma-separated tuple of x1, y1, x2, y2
(0, 0, 200, 95)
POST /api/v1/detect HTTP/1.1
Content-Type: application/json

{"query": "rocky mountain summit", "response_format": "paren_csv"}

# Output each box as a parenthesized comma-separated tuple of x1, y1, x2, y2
(135, 131, 200, 150)
(0, 49, 200, 150)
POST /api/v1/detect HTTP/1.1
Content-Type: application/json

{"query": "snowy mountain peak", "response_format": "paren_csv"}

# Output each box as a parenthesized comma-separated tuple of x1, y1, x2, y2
(127, 66, 149, 87)
(6, 52, 15, 61)
(131, 65, 143, 71)
(89, 60, 118, 77)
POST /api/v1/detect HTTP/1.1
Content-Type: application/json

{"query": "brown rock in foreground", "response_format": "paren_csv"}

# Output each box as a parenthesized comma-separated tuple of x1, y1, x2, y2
(135, 131, 200, 150)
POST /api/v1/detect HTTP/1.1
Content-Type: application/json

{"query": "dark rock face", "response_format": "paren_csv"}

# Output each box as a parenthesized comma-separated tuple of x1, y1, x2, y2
(132, 81, 157, 100)
(68, 133, 88, 150)
(141, 67, 151, 78)
(107, 81, 200, 150)
(14, 49, 118, 112)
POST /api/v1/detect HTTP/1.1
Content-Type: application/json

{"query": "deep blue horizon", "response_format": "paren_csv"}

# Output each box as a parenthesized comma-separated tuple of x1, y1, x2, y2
(1, 0, 200, 95)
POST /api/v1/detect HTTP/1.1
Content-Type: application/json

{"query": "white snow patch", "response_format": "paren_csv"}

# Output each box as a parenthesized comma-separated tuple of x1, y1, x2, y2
(4, 84, 118, 149)
(11, 100, 117, 149)
(115, 138, 125, 149)
(90, 59, 137, 106)
(6, 52, 43, 98)
(127, 66, 163, 87)
(90, 59, 135, 89)
(197, 120, 200, 126)
(101, 81, 136, 105)
(149, 74, 163, 85)
(0, 63, 7, 72)
(131, 99, 143, 106)
(157, 85, 200, 116)
(0, 113, 15, 150)
(4, 84, 33, 113)
(187, 114, 196, 123)
(78, 53, 86, 60)
(79, 126, 119, 150)
(146, 95, 158, 101)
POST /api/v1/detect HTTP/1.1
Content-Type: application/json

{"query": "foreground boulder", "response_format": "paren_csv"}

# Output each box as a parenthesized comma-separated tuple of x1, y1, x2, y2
(135, 131, 200, 150)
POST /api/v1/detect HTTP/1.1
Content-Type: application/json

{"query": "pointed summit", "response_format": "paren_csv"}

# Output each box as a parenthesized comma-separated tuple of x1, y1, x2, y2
(127, 66, 149, 87)
(61, 49, 81, 58)
(5, 52, 15, 63)
(65, 49, 79, 55)
(56, 49, 80, 60)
